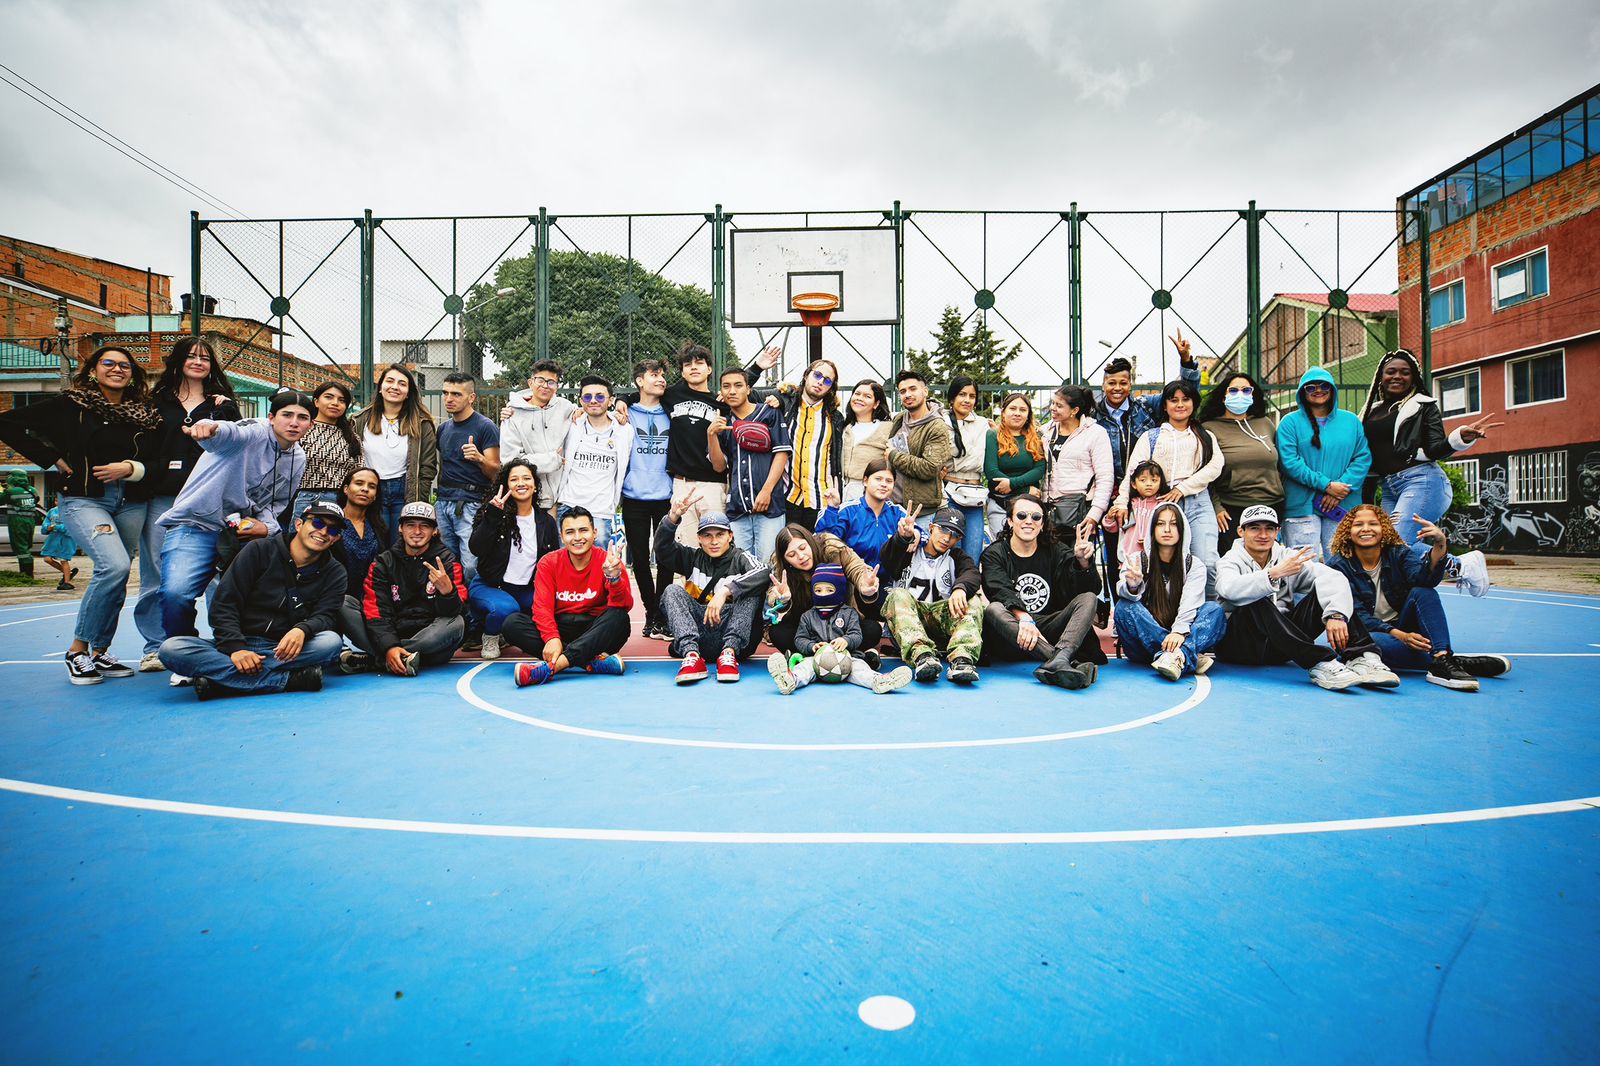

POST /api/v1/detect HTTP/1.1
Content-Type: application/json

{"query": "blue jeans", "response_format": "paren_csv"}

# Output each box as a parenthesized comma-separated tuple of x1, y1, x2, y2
(160, 524, 222, 639)
(1114, 599, 1226, 674)
(290, 489, 338, 525)
(468, 578, 534, 635)
(1371, 586, 1452, 671)
(59, 484, 146, 650)
(730, 511, 785, 563)
(1179, 490, 1220, 600)
(1282, 514, 1335, 558)
(135, 494, 176, 654)
(435, 498, 481, 582)
(159, 631, 344, 692)
(1383, 463, 1452, 546)
(377, 477, 408, 545)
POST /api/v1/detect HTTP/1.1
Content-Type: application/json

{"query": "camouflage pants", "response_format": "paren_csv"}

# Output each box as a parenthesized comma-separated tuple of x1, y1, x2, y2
(883, 588, 985, 664)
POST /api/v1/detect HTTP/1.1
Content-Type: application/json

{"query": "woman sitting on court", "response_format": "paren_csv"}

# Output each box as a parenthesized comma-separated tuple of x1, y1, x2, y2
(467, 459, 559, 660)
(1114, 501, 1227, 681)
(766, 524, 884, 658)
(814, 458, 905, 573)
(1326, 503, 1510, 691)
(334, 466, 387, 599)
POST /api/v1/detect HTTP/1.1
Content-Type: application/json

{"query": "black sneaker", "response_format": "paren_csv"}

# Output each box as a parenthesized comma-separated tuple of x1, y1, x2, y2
(65, 650, 104, 686)
(193, 676, 249, 702)
(645, 617, 673, 642)
(1453, 654, 1512, 678)
(284, 666, 324, 693)
(1073, 661, 1100, 686)
(1426, 653, 1479, 692)
(946, 657, 980, 685)
(1034, 660, 1088, 690)
(90, 652, 134, 679)
(338, 650, 374, 675)
(913, 656, 942, 683)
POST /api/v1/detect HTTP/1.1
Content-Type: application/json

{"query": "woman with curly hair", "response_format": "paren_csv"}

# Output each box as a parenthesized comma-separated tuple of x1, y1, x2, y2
(1327, 503, 1509, 691)
(984, 391, 1046, 537)
(360, 363, 438, 543)
(466, 459, 558, 659)
(0, 345, 163, 684)
(292, 380, 364, 519)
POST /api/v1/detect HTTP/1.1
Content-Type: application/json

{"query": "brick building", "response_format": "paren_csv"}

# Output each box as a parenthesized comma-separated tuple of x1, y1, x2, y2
(1398, 84, 1600, 555)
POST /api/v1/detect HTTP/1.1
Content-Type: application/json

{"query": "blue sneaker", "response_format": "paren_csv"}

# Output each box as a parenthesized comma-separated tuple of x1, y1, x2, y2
(585, 653, 626, 676)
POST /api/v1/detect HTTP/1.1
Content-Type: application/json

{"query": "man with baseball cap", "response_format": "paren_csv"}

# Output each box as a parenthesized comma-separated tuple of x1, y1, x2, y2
(653, 495, 769, 684)
(155, 388, 313, 651)
(1214, 504, 1400, 691)
(158, 500, 347, 700)
(880, 504, 986, 684)
(343, 501, 467, 676)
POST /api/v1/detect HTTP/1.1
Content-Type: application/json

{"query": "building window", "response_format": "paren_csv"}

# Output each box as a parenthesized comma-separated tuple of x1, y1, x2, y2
(1435, 368, 1481, 418)
(1506, 349, 1565, 408)
(1443, 458, 1480, 506)
(1429, 279, 1465, 328)
(1493, 248, 1548, 310)
(1509, 450, 1567, 504)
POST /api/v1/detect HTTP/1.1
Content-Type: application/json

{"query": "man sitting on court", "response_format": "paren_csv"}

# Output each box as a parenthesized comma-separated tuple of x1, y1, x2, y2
(505, 506, 632, 686)
(158, 501, 347, 701)
(981, 494, 1105, 690)
(880, 505, 985, 684)
(653, 490, 769, 684)
(1213, 505, 1401, 691)
(343, 502, 467, 676)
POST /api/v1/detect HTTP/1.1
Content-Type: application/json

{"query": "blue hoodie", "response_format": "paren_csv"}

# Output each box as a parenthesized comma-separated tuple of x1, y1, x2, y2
(157, 419, 306, 533)
(1275, 367, 1371, 519)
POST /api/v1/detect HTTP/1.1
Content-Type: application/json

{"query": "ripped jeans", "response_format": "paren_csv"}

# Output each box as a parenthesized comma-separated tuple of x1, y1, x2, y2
(58, 484, 147, 650)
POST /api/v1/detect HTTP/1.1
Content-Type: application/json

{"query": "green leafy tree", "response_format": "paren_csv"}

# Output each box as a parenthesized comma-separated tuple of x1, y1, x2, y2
(905, 305, 1021, 394)
(464, 249, 734, 388)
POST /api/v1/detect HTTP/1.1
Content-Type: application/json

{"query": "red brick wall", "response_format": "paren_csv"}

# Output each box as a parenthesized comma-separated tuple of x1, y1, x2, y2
(0, 236, 171, 321)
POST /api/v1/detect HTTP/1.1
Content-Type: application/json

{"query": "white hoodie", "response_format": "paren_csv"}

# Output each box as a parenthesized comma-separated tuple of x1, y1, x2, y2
(500, 391, 577, 507)
(1114, 501, 1206, 635)
(1215, 537, 1354, 620)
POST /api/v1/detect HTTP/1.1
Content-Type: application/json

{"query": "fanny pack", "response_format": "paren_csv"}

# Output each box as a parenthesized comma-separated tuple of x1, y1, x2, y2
(945, 481, 987, 508)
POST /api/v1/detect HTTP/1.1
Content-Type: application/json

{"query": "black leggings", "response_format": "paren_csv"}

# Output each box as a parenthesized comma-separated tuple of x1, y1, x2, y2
(621, 496, 672, 620)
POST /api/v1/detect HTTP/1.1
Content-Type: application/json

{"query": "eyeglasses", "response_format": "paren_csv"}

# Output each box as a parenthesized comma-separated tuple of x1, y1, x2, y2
(809, 370, 834, 386)
(581, 392, 609, 404)
(531, 377, 559, 388)
(1013, 512, 1045, 523)
(307, 517, 343, 533)
(98, 358, 133, 371)
(1226, 386, 1254, 396)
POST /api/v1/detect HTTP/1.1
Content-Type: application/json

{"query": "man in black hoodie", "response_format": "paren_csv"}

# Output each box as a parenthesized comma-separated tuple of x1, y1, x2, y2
(343, 502, 467, 676)
(158, 501, 347, 701)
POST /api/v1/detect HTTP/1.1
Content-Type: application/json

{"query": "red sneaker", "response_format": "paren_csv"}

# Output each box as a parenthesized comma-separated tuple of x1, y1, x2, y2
(514, 661, 553, 687)
(716, 648, 741, 683)
(675, 651, 707, 685)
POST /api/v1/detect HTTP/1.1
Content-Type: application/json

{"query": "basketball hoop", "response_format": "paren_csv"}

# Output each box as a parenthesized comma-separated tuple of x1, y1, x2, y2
(791, 292, 840, 328)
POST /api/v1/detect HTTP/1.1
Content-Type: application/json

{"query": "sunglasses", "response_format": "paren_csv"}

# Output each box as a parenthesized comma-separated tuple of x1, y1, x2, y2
(307, 517, 343, 533)
(809, 371, 834, 386)
(581, 392, 609, 404)
(1226, 386, 1254, 396)
(98, 358, 133, 371)
(1303, 383, 1333, 393)
(1013, 512, 1045, 523)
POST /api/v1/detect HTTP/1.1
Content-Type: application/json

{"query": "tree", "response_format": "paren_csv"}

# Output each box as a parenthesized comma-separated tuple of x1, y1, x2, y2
(905, 305, 1021, 393)
(463, 249, 734, 388)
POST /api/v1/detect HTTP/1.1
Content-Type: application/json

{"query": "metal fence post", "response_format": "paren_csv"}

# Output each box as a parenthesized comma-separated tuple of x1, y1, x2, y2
(360, 209, 375, 405)
(1245, 200, 1262, 379)
(710, 203, 727, 375)
(1417, 208, 1432, 379)
(535, 207, 551, 367)
(1067, 202, 1082, 384)
(189, 210, 203, 337)
(890, 200, 905, 381)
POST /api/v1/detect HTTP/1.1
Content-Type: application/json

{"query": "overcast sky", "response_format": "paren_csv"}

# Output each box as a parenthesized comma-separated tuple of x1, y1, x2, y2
(4, 0, 1597, 382)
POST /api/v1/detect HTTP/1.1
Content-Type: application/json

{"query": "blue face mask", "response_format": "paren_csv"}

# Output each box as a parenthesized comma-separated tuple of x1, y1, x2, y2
(1224, 394, 1253, 415)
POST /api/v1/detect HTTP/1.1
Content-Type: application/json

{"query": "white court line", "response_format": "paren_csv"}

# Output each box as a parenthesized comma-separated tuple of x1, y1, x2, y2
(456, 662, 1211, 751)
(0, 612, 76, 629)
(1, 776, 1595, 844)
(1484, 595, 1600, 612)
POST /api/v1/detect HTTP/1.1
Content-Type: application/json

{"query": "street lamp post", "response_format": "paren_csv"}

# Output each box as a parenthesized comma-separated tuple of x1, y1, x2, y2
(52, 297, 72, 388)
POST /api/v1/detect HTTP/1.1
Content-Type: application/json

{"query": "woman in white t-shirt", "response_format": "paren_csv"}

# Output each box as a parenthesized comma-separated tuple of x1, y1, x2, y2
(467, 460, 559, 659)
(838, 379, 892, 504)
(359, 364, 439, 544)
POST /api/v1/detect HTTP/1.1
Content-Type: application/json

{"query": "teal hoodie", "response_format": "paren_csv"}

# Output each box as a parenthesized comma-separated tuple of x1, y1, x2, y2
(1274, 367, 1371, 519)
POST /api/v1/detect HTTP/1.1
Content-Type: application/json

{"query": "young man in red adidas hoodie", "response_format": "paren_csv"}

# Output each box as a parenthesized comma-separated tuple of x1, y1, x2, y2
(505, 506, 632, 685)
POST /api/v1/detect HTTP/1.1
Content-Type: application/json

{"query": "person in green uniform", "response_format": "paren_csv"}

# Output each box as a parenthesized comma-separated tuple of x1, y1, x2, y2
(4, 471, 38, 578)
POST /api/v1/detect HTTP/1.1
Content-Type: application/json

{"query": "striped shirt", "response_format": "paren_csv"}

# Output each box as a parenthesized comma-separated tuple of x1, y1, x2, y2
(786, 398, 833, 510)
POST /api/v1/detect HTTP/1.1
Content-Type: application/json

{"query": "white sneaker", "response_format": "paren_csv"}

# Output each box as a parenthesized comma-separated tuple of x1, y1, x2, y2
(1453, 550, 1490, 597)
(169, 673, 191, 687)
(480, 634, 502, 660)
(138, 651, 164, 673)
(1194, 653, 1215, 676)
(871, 666, 914, 694)
(1308, 660, 1363, 690)
(1151, 651, 1184, 681)
(766, 651, 798, 695)
(1348, 652, 1401, 688)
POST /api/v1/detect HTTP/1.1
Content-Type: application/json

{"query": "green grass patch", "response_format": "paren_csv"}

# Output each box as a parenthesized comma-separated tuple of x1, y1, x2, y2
(0, 571, 47, 587)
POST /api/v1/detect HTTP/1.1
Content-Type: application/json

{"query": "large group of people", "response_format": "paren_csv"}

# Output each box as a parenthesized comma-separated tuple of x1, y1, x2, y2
(0, 334, 1513, 701)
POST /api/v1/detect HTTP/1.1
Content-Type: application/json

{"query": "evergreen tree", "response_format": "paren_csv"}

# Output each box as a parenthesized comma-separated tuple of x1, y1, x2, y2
(905, 305, 1021, 389)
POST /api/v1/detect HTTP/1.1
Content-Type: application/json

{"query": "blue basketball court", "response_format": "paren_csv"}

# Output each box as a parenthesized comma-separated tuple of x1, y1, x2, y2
(2, 586, 1597, 1061)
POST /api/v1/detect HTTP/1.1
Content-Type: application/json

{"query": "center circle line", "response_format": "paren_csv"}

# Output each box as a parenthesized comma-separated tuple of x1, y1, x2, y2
(456, 662, 1210, 751)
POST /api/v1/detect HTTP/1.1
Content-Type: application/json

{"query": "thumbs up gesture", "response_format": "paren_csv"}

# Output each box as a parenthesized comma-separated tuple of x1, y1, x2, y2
(462, 435, 482, 462)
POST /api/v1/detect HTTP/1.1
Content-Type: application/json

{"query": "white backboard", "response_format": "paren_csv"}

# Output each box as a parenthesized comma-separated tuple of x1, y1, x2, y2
(730, 226, 900, 328)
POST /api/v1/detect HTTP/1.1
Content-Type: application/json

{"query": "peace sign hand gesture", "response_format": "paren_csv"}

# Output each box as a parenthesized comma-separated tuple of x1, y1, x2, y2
(602, 542, 625, 581)
(770, 568, 791, 602)
(669, 489, 703, 524)
(1073, 522, 1095, 562)
(1169, 327, 1192, 361)
(896, 503, 923, 541)
(423, 556, 456, 597)
(1458, 413, 1504, 444)
(1412, 513, 1448, 550)
(488, 484, 512, 510)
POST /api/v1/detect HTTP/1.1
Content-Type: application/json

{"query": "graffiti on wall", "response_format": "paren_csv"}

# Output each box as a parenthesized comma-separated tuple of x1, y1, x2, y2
(1443, 450, 1600, 554)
